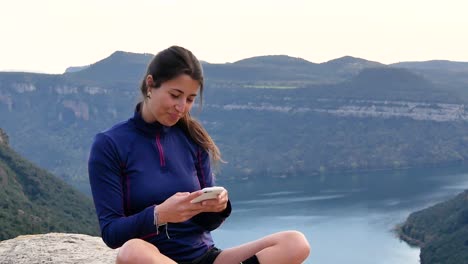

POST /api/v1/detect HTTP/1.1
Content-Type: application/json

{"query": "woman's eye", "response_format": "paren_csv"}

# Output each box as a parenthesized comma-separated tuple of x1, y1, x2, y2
(170, 93, 179, 98)
(187, 98, 195, 103)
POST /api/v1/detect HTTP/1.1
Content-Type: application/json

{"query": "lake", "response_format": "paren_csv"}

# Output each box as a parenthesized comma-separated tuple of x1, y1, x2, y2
(211, 165, 468, 264)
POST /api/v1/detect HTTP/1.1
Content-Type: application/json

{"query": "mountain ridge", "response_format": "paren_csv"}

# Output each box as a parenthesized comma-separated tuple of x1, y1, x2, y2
(1, 51, 468, 195)
(4, 50, 468, 76)
(391, 60, 468, 71)
(232, 55, 317, 66)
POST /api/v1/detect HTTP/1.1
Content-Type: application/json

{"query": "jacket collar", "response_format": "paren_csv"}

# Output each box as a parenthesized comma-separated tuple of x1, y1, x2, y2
(132, 103, 171, 136)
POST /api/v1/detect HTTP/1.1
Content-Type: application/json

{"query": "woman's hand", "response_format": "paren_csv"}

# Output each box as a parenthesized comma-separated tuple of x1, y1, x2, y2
(156, 191, 206, 224)
(198, 189, 229, 213)
(157, 189, 229, 224)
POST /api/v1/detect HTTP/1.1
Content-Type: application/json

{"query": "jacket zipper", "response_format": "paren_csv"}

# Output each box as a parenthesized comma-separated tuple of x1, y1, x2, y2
(155, 132, 166, 167)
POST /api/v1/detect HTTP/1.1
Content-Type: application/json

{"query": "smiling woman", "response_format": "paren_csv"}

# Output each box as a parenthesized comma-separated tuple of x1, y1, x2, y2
(143, 74, 199, 126)
(88, 45, 310, 264)
(138, 46, 221, 163)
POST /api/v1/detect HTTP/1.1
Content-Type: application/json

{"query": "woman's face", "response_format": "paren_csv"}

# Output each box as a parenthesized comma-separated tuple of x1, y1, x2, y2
(144, 74, 200, 126)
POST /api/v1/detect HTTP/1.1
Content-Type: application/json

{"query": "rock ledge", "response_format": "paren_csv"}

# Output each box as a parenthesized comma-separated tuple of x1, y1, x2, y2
(0, 233, 117, 264)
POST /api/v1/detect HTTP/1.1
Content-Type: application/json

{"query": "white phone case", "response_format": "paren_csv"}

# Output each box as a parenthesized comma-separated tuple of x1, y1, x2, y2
(190, 186, 225, 203)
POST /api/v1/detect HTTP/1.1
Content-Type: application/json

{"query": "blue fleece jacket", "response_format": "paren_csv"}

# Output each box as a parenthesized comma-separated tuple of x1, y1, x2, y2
(88, 104, 231, 262)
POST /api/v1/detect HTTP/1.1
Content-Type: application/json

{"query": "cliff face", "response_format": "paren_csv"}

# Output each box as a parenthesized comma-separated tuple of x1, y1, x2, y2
(0, 233, 117, 264)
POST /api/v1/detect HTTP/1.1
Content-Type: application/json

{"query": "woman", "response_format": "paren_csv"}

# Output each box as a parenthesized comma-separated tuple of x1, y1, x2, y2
(88, 46, 310, 264)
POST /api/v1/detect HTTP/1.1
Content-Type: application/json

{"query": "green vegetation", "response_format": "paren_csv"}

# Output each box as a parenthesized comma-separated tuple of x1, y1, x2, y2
(397, 190, 468, 264)
(0, 128, 99, 241)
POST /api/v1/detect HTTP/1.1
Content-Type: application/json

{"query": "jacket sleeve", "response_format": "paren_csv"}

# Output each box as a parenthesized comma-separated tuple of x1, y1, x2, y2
(88, 133, 157, 249)
(191, 147, 232, 230)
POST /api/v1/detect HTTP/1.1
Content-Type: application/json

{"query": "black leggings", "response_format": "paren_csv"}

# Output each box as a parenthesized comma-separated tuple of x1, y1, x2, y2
(178, 247, 260, 264)
(178, 247, 222, 264)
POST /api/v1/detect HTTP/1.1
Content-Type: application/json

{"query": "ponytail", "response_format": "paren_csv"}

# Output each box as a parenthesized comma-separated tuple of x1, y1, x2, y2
(177, 113, 223, 167)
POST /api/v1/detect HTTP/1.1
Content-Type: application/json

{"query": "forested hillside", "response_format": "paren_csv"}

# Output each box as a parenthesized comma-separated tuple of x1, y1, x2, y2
(398, 190, 468, 264)
(0, 128, 99, 241)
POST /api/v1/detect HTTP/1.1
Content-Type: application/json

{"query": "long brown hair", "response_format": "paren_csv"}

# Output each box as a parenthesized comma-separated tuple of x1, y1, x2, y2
(139, 46, 222, 165)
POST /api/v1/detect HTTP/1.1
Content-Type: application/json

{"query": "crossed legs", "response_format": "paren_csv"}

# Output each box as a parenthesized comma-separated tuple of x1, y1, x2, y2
(214, 230, 310, 264)
(116, 239, 176, 264)
(116, 230, 310, 264)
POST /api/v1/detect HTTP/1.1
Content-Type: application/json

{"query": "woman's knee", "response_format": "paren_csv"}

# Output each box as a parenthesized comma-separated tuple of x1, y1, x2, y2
(116, 239, 160, 264)
(280, 231, 311, 260)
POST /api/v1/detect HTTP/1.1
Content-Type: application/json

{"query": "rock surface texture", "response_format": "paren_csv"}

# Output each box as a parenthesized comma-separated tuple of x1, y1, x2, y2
(0, 233, 117, 264)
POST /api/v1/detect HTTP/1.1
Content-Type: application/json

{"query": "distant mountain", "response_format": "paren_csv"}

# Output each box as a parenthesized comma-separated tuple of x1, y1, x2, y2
(1, 51, 468, 195)
(341, 67, 453, 101)
(391, 60, 468, 71)
(64, 51, 154, 85)
(397, 190, 468, 264)
(233, 55, 316, 67)
(321, 56, 384, 74)
(390, 60, 468, 89)
(64, 65, 90, 74)
(0, 128, 99, 241)
(203, 55, 381, 85)
(202, 55, 317, 84)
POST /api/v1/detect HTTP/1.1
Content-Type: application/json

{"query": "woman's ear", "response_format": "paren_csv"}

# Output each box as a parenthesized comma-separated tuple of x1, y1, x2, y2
(146, 75, 154, 88)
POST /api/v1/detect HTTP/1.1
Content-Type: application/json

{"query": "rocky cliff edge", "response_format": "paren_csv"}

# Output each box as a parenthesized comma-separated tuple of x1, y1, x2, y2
(0, 233, 117, 264)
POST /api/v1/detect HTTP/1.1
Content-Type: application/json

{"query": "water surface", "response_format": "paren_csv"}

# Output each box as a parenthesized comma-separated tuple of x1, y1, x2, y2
(212, 166, 468, 264)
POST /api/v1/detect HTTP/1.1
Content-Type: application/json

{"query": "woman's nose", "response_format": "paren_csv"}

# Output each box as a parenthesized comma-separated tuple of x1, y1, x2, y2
(175, 100, 185, 112)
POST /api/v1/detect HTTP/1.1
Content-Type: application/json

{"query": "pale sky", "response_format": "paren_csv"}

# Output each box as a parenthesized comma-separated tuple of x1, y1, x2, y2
(1, 0, 467, 74)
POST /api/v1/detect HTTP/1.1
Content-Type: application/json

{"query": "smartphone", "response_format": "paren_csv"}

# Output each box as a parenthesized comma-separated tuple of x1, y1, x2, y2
(190, 186, 226, 203)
